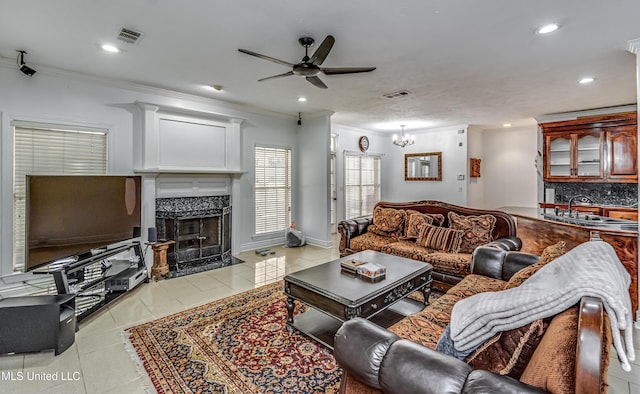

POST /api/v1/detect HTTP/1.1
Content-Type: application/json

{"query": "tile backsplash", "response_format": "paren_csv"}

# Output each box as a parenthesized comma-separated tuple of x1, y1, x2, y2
(544, 182, 638, 207)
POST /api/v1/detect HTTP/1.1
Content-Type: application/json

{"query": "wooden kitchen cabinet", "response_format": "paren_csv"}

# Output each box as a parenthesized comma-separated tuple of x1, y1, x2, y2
(544, 132, 603, 180)
(602, 207, 638, 221)
(606, 125, 637, 182)
(539, 203, 602, 215)
(541, 112, 637, 183)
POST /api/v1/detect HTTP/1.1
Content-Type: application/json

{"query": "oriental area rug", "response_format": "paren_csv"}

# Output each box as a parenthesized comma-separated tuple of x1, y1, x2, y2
(124, 281, 341, 394)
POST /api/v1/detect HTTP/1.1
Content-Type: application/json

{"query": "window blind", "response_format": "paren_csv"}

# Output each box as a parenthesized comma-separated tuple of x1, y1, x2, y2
(255, 146, 292, 235)
(344, 153, 381, 219)
(13, 126, 107, 272)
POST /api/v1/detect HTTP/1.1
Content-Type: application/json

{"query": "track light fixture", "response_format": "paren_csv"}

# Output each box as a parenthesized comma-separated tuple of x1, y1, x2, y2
(297, 113, 302, 126)
(16, 50, 36, 76)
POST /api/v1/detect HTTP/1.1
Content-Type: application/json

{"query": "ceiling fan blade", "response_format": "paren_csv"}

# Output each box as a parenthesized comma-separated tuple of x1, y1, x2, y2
(258, 71, 294, 82)
(309, 35, 335, 65)
(306, 76, 328, 89)
(238, 49, 294, 68)
(321, 67, 376, 75)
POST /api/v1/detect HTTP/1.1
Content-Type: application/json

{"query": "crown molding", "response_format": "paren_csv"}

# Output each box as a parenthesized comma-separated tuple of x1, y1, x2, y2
(627, 38, 640, 54)
(0, 57, 294, 121)
(535, 104, 637, 124)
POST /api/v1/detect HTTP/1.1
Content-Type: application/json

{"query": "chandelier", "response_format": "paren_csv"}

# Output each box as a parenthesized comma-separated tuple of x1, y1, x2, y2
(392, 125, 415, 147)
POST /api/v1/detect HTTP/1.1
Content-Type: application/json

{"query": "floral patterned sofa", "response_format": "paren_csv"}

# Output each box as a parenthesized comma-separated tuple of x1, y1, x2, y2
(338, 200, 520, 291)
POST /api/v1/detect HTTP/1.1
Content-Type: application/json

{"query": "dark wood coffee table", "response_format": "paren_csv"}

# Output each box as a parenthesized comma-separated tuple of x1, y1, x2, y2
(284, 250, 433, 348)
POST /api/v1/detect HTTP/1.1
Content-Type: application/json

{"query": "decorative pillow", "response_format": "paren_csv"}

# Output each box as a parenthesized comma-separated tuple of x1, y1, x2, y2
(538, 241, 568, 265)
(519, 307, 579, 394)
(406, 209, 446, 227)
(404, 212, 435, 239)
(504, 241, 567, 290)
(466, 319, 547, 379)
(403, 209, 446, 240)
(416, 223, 464, 253)
(448, 212, 496, 254)
(372, 207, 406, 231)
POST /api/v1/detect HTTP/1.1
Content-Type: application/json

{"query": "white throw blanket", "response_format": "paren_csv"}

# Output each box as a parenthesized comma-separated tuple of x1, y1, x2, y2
(449, 240, 636, 371)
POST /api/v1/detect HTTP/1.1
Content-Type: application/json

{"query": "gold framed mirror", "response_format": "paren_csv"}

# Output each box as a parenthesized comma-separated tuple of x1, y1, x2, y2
(405, 152, 442, 181)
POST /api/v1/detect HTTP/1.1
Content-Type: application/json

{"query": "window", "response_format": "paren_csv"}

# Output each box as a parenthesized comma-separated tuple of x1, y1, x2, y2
(13, 124, 107, 272)
(344, 153, 381, 219)
(254, 146, 292, 235)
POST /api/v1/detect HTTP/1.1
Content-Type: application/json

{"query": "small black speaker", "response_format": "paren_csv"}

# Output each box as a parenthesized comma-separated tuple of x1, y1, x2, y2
(148, 227, 157, 243)
(132, 226, 141, 238)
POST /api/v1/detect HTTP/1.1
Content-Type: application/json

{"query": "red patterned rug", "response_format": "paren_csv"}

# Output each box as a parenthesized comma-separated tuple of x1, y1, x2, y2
(125, 281, 341, 393)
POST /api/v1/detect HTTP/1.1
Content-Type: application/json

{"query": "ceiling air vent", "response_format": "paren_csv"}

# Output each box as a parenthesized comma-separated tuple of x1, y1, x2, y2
(116, 27, 144, 45)
(383, 90, 411, 99)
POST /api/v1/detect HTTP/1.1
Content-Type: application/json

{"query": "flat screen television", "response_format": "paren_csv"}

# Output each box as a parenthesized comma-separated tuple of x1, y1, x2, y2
(26, 175, 142, 271)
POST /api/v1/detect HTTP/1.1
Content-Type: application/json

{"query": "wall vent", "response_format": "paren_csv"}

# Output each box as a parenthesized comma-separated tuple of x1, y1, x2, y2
(116, 27, 144, 44)
(383, 90, 411, 99)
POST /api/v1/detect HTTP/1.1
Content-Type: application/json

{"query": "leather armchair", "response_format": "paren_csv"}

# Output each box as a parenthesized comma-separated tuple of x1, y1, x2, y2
(470, 245, 539, 281)
(334, 318, 545, 394)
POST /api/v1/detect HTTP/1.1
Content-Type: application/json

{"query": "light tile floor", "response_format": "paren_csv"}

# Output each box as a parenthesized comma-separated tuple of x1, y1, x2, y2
(0, 240, 638, 393)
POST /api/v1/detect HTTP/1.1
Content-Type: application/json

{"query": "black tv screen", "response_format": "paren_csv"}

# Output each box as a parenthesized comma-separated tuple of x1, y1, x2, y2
(26, 175, 142, 271)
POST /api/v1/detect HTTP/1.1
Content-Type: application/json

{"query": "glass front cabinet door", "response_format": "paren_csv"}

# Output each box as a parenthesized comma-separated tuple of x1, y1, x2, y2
(544, 132, 603, 181)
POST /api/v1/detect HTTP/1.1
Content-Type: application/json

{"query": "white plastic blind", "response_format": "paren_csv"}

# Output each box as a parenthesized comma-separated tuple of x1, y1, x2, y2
(344, 154, 381, 219)
(13, 126, 107, 272)
(255, 146, 292, 235)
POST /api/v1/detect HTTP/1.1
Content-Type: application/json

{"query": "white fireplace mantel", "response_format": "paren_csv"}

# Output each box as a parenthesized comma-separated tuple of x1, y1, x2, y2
(134, 102, 244, 173)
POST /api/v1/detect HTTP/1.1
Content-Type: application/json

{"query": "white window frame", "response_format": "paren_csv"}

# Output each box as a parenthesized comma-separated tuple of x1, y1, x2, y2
(12, 122, 108, 273)
(254, 145, 292, 235)
(344, 152, 382, 219)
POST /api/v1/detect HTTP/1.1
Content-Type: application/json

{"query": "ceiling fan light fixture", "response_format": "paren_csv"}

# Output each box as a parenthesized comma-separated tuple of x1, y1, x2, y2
(536, 23, 560, 35)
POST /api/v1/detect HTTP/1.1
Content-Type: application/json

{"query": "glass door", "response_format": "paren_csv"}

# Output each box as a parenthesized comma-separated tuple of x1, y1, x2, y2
(547, 136, 571, 177)
(575, 134, 603, 177)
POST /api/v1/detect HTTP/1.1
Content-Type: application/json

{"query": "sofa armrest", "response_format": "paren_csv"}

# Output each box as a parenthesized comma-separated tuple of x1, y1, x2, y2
(484, 236, 522, 251)
(338, 216, 373, 256)
(471, 246, 539, 281)
(334, 318, 546, 394)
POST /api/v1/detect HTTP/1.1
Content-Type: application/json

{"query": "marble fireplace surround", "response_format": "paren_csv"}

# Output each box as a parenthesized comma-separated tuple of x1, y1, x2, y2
(156, 195, 233, 276)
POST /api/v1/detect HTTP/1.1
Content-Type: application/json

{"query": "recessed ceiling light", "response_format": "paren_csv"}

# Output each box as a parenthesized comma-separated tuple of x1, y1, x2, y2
(101, 44, 120, 53)
(536, 23, 560, 35)
(503, 123, 512, 128)
(298, 97, 307, 102)
(579, 77, 595, 84)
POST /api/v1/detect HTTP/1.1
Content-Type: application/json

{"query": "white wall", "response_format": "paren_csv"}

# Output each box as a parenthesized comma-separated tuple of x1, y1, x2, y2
(296, 112, 332, 247)
(331, 124, 391, 222)
(477, 125, 538, 210)
(466, 126, 484, 208)
(383, 126, 468, 206)
(0, 64, 299, 277)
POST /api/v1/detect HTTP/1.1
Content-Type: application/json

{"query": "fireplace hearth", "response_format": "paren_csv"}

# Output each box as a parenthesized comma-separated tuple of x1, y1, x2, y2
(156, 195, 238, 277)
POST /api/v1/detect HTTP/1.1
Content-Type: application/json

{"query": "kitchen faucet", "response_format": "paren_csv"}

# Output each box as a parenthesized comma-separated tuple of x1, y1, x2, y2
(568, 195, 594, 217)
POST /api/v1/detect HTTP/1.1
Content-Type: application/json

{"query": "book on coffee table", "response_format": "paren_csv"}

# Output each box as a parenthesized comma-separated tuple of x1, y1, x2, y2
(340, 259, 367, 274)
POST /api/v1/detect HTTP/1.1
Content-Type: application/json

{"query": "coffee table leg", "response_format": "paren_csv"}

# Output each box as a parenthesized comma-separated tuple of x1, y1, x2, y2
(421, 287, 431, 307)
(286, 297, 295, 330)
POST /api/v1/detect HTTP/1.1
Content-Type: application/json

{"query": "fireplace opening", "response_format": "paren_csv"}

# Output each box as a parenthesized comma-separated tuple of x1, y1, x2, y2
(156, 196, 234, 277)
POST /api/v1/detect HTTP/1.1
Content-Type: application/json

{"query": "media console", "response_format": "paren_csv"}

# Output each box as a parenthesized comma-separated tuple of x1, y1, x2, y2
(35, 241, 148, 322)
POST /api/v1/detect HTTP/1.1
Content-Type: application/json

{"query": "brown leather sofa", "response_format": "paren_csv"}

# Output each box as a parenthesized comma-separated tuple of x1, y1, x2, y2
(333, 245, 612, 394)
(338, 201, 521, 291)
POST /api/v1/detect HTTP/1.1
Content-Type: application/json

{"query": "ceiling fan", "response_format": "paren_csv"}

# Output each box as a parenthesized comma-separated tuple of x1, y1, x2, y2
(238, 35, 376, 89)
